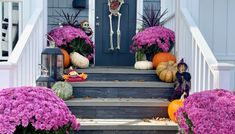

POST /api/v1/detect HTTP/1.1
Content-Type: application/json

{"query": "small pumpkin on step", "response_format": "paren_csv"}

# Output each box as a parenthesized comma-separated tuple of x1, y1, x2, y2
(51, 82, 73, 100)
(70, 52, 89, 68)
(156, 61, 177, 83)
(134, 61, 153, 70)
(152, 52, 176, 68)
(61, 49, 70, 68)
(168, 92, 186, 122)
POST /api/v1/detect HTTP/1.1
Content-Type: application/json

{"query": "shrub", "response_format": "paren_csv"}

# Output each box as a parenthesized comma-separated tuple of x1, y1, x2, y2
(0, 87, 80, 134)
(176, 89, 235, 134)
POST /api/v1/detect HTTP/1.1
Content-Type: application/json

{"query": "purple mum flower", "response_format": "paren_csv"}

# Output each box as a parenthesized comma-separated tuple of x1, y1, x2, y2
(0, 87, 80, 133)
(176, 89, 235, 134)
(131, 26, 175, 54)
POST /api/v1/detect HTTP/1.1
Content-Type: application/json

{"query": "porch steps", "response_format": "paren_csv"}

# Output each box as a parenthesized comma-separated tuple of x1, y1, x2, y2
(66, 67, 178, 134)
(71, 81, 174, 98)
(66, 98, 169, 119)
(76, 119, 178, 134)
(76, 67, 159, 81)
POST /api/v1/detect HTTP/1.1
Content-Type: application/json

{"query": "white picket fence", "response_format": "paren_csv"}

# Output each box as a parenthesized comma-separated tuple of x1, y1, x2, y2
(0, 0, 47, 88)
(173, 0, 235, 92)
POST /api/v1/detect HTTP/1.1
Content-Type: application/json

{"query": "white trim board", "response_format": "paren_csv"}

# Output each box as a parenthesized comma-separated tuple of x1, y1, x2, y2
(88, 0, 143, 65)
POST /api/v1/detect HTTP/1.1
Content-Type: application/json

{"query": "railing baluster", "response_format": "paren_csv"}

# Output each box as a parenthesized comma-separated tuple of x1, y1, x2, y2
(198, 51, 202, 91)
(27, 40, 30, 85)
(0, 2, 2, 58)
(210, 71, 214, 89)
(194, 44, 198, 92)
(18, 2, 23, 35)
(191, 38, 195, 92)
(18, 58, 22, 86)
(32, 30, 35, 85)
(8, 2, 13, 56)
(202, 58, 206, 90)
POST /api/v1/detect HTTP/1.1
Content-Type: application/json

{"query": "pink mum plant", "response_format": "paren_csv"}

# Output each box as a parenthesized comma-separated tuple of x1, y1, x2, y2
(176, 89, 235, 134)
(0, 87, 80, 134)
(130, 26, 175, 57)
(48, 25, 95, 60)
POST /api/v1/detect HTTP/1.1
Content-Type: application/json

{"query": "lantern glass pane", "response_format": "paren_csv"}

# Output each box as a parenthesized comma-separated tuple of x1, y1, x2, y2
(42, 54, 55, 78)
(57, 55, 64, 80)
(36, 82, 48, 87)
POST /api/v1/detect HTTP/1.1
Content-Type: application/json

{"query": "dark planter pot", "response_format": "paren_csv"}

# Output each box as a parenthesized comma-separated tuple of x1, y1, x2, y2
(73, 0, 87, 9)
(146, 53, 154, 61)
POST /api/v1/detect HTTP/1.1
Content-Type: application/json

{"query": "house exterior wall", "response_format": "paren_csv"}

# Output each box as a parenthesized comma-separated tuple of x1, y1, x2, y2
(48, 0, 161, 31)
(144, 0, 161, 9)
(185, 0, 235, 89)
(48, 0, 88, 31)
(184, 0, 235, 60)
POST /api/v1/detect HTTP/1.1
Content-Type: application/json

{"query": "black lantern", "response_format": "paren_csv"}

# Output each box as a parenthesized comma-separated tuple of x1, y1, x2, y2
(36, 65, 55, 88)
(72, 0, 87, 9)
(41, 47, 64, 81)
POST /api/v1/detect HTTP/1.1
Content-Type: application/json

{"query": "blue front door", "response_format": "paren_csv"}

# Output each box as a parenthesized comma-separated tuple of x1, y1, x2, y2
(95, 0, 136, 66)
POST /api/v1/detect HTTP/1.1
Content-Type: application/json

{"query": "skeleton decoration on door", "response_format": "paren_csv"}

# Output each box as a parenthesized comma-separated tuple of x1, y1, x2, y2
(108, 0, 124, 51)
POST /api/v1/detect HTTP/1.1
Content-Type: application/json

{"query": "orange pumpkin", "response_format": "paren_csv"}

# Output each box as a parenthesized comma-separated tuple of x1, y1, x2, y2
(152, 52, 176, 68)
(168, 93, 186, 122)
(61, 49, 70, 68)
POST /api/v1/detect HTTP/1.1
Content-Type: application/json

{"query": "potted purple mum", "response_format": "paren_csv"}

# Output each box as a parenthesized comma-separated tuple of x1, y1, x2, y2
(0, 87, 80, 134)
(176, 89, 235, 134)
(131, 26, 175, 61)
(49, 25, 95, 61)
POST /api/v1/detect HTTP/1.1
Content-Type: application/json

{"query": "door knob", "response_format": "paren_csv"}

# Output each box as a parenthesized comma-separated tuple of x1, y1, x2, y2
(95, 22, 100, 26)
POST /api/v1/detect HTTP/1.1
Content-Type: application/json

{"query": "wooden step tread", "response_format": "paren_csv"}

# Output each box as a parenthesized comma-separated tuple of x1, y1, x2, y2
(78, 119, 178, 131)
(70, 81, 174, 88)
(76, 67, 155, 74)
(66, 98, 169, 107)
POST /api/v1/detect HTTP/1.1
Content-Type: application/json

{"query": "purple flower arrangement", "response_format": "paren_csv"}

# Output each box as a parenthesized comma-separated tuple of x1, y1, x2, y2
(0, 87, 80, 134)
(176, 89, 235, 134)
(130, 26, 175, 56)
(49, 25, 94, 60)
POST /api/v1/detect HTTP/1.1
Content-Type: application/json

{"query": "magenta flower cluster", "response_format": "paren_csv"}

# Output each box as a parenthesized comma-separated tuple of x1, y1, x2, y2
(0, 87, 80, 134)
(49, 25, 94, 60)
(176, 89, 235, 134)
(49, 25, 93, 47)
(130, 26, 175, 53)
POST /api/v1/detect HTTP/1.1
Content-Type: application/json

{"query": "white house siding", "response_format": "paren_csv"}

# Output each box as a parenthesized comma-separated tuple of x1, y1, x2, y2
(144, 0, 161, 9)
(185, 0, 235, 89)
(183, 0, 235, 60)
(47, 0, 88, 31)
(48, 0, 161, 31)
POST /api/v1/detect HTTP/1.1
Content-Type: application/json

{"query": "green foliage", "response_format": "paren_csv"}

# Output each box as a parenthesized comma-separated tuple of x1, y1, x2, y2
(61, 38, 94, 57)
(138, 5, 168, 29)
(55, 10, 81, 27)
(14, 123, 75, 134)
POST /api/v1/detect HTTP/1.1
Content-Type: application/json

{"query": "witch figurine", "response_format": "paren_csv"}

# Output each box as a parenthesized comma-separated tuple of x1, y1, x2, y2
(169, 59, 191, 101)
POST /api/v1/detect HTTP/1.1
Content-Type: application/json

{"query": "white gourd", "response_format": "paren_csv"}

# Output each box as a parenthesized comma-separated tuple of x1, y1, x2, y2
(51, 82, 73, 100)
(70, 52, 89, 68)
(134, 61, 153, 70)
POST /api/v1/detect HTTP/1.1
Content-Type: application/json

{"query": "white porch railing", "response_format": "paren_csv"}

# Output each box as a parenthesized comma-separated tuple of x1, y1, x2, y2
(0, 0, 46, 88)
(175, 0, 235, 92)
(0, 0, 23, 60)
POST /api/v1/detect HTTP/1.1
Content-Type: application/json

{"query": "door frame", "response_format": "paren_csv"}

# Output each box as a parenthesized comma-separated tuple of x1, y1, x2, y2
(88, 0, 143, 65)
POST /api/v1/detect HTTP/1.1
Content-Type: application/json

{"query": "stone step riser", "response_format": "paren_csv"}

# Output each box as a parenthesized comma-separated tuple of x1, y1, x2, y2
(77, 130, 177, 134)
(69, 106, 168, 119)
(73, 87, 174, 99)
(85, 74, 159, 81)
